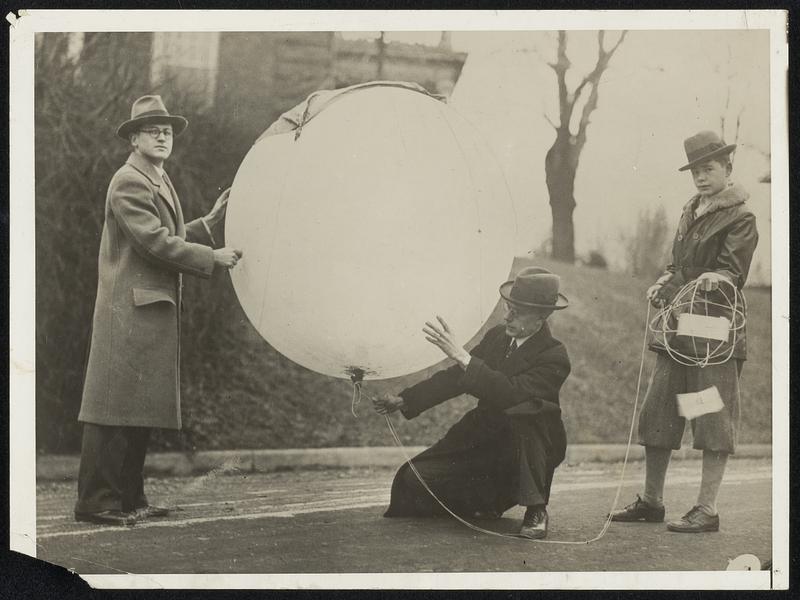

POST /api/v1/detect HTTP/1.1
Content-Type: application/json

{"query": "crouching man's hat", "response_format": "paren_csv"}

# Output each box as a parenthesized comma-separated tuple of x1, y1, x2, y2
(117, 95, 188, 140)
(499, 266, 569, 310)
(678, 130, 736, 172)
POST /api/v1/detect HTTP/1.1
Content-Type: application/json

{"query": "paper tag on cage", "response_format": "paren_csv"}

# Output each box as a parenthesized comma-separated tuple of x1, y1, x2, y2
(676, 313, 731, 342)
(676, 386, 724, 420)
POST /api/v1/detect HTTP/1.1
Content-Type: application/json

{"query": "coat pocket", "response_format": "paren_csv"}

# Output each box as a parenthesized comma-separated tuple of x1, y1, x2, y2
(132, 287, 177, 307)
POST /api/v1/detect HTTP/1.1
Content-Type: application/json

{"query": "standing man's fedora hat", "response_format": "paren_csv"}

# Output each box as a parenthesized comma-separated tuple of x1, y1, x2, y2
(499, 266, 569, 310)
(116, 95, 188, 140)
(678, 130, 736, 172)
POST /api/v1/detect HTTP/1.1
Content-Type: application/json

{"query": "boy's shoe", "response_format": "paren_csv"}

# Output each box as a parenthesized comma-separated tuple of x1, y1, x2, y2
(666, 505, 720, 533)
(609, 494, 665, 522)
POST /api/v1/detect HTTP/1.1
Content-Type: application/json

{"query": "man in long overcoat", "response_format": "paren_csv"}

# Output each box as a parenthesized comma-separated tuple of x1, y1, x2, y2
(74, 95, 243, 526)
(373, 267, 571, 539)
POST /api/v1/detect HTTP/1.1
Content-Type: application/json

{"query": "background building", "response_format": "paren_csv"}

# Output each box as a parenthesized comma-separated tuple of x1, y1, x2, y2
(143, 31, 464, 134)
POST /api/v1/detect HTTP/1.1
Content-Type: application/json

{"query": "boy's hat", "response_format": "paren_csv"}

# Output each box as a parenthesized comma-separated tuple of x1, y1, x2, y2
(117, 95, 188, 140)
(678, 130, 736, 172)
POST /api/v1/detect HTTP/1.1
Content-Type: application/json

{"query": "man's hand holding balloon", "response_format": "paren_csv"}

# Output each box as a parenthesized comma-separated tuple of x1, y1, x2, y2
(372, 393, 405, 415)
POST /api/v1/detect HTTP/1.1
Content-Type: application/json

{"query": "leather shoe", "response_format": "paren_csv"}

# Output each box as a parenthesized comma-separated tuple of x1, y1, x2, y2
(135, 505, 171, 519)
(666, 505, 719, 533)
(518, 507, 548, 539)
(75, 510, 137, 527)
(609, 494, 665, 522)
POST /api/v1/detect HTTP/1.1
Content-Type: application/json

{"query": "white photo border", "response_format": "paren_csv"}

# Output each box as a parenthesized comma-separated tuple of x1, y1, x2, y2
(8, 9, 789, 590)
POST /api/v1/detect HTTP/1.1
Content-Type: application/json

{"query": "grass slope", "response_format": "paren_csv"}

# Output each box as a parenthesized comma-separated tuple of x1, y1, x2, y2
(174, 256, 771, 451)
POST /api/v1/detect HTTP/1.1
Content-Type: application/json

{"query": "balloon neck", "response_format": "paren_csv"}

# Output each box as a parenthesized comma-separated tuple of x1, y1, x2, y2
(347, 367, 366, 384)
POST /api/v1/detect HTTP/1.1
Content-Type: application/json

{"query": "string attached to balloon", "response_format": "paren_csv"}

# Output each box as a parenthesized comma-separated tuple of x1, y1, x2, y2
(649, 278, 746, 368)
(355, 304, 653, 545)
(351, 384, 362, 418)
(348, 368, 366, 418)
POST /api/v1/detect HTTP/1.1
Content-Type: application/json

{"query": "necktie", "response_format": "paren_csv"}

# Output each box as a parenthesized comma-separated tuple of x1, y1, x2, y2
(505, 339, 518, 358)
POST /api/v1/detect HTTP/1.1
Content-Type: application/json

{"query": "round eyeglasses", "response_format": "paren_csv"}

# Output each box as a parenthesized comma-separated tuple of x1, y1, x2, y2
(139, 127, 173, 139)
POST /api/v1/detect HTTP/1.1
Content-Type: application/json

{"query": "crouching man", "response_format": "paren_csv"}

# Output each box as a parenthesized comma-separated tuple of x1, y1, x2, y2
(372, 267, 571, 539)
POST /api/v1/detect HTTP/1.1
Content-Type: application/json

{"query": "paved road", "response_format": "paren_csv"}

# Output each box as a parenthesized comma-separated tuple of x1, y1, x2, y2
(34, 459, 771, 574)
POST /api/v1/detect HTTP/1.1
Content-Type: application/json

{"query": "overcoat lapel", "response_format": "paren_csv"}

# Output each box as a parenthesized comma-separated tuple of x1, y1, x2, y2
(161, 172, 185, 236)
(156, 180, 177, 219)
(126, 152, 178, 224)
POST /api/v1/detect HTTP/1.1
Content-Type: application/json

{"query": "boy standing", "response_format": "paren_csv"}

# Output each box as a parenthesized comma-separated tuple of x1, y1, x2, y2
(611, 131, 758, 533)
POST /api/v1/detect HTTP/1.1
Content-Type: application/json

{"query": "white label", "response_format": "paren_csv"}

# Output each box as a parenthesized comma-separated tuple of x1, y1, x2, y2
(676, 385, 725, 420)
(676, 313, 731, 342)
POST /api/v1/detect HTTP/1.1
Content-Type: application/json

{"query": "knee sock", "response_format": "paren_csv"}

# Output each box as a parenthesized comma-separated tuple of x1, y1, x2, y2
(643, 446, 671, 508)
(697, 450, 728, 516)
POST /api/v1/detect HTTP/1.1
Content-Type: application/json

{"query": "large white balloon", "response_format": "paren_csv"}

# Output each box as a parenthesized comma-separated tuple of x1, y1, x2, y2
(227, 85, 516, 380)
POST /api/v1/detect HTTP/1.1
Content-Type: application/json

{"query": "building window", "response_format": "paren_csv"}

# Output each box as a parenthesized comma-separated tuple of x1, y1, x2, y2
(150, 32, 220, 110)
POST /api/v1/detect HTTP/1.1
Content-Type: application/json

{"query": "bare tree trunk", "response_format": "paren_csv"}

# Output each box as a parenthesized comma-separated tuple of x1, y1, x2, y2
(543, 30, 626, 263)
(545, 133, 578, 262)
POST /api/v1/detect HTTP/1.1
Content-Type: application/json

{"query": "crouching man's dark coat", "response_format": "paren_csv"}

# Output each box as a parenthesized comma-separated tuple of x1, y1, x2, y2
(385, 322, 570, 517)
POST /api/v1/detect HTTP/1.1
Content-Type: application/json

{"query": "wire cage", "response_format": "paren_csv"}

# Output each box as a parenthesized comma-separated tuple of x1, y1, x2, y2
(649, 278, 746, 367)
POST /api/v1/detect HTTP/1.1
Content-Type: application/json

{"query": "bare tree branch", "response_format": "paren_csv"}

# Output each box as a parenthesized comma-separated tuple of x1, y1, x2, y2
(604, 30, 628, 58)
(571, 72, 594, 107)
(551, 31, 572, 131)
(576, 77, 601, 146)
(567, 31, 627, 136)
(576, 30, 628, 142)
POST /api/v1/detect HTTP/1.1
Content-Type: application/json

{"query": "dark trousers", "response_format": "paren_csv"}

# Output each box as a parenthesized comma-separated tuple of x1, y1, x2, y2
(385, 425, 557, 517)
(74, 423, 151, 515)
(515, 425, 556, 507)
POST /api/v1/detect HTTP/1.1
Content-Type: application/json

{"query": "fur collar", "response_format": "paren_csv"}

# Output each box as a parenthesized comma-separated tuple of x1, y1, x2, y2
(676, 182, 749, 236)
(682, 182, 749, 220)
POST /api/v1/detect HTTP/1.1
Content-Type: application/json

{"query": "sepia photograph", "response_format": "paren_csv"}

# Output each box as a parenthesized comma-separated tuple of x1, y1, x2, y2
(8, 9, 789, 590)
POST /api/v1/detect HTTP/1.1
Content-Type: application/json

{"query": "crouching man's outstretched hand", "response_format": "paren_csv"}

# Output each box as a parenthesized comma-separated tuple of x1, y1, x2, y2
(372, 393, 405, 415)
